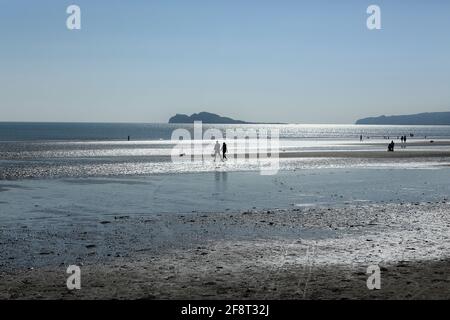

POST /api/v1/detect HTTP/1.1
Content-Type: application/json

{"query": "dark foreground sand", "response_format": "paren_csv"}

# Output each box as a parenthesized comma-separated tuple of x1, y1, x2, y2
(1, 202, 449, 299)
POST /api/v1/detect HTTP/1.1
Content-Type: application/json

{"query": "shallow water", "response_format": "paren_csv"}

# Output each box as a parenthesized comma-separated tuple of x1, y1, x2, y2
(1, 168, 450, 224)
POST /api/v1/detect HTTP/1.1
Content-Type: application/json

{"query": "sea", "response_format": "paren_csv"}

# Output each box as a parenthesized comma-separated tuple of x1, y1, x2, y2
(1, 122, 450, 180)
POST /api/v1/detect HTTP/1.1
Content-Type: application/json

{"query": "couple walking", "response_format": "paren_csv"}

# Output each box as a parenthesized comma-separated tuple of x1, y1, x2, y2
(213, 141, 227, 161)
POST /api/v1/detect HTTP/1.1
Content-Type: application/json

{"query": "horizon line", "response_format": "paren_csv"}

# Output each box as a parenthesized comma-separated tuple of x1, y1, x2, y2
(0, 120, 358, 125)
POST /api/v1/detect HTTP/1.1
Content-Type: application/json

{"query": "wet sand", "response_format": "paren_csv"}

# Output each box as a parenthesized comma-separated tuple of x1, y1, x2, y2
(280, 150, 450, 159)
(1, 202, 449, 299)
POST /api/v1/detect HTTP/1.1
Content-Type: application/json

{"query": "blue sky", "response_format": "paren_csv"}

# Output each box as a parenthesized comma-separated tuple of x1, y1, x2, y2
(0, 0, 449, 123)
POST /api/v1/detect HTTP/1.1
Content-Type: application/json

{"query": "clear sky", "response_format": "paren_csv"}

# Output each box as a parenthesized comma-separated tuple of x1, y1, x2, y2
(1, 0, 449, 123)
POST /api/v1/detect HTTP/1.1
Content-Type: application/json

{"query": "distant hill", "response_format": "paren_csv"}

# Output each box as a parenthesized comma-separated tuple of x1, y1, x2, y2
(169, 112, 250, 124)
(356, 112, 450, 125)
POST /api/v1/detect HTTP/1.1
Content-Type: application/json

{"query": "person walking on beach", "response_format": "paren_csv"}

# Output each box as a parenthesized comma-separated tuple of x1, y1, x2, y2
(213, 140, 221, 162)
(222, 142, 227, 160)
(360, 135, 363, 142)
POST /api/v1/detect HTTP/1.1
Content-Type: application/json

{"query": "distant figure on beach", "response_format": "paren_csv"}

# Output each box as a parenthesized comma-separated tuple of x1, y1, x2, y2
(222, 142, 227, 160)
(213, 141, 221, 161)
(400, 135, 407, 148)
(360, 135, 363, 142)
(388, 140, 395, 152)
(127, 135, 130, 141)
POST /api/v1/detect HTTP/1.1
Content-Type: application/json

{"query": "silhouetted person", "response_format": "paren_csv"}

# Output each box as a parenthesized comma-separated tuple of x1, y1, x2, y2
(222, 142, 227, 160)
(213, 140, 221, 162)
(128, 135, 130, 141)
(360, 135, 363, 142)
(388, 140, 395, 152)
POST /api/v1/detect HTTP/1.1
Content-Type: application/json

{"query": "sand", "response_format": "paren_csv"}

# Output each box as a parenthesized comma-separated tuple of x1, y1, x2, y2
(1, 202, 449, 300)
(279, 150, 450, 159)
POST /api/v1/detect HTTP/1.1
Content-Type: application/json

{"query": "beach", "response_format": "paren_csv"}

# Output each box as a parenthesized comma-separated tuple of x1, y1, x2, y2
(1, 167, 450, 299)
(1, 201, 449, 299)
(1, 123, 450, 299)
(3, 0, 450, 305)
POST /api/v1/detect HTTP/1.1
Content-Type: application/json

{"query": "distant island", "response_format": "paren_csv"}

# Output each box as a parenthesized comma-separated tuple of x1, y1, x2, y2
(356, 111, 450, 125)
(169, 112, 251, 124)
